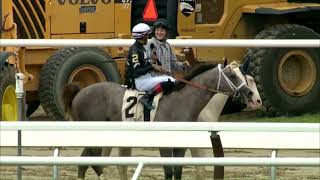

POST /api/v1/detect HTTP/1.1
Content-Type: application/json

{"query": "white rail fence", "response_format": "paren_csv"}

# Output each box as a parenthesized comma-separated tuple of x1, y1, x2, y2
(1, 122, 319, 180)
(2, 156, 319, 166)
(0, 39, 319, 47)
(1, 121, 318, 131)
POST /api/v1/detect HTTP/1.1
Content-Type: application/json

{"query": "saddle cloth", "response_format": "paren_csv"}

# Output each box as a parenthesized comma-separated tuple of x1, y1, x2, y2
(121, 89, 163, 122)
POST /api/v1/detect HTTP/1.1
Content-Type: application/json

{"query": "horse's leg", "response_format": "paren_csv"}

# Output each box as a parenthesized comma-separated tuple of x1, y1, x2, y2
(102, 147, 112, 156)
(78, 147, 106, 179)
(97, 147, 113, 180)
(190, 148, 208, 180)
(78, 147, 91, 179)
(173, 148, 186, 180)
(118, 147, 132, 180)
(159, 148, 174, 180)
(88, 148, 104, 177)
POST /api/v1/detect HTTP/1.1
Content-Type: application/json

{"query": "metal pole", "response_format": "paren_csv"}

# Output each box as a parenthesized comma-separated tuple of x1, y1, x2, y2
(0, 39, 319, 48)
(17, 131, 21, 180)
(2, 156, 319, 166)
(271, 149, 278, 180)
(53, 148, 60, 180)
(131, 162, 144, 180)
(15, 73, 25, 180)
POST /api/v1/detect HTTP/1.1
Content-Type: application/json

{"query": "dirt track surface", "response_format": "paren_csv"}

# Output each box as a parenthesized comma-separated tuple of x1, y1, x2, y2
(1, 107, 319, 179)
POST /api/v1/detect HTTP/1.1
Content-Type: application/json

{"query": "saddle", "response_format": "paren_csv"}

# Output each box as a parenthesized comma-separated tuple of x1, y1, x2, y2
(121, 89, 163, 122)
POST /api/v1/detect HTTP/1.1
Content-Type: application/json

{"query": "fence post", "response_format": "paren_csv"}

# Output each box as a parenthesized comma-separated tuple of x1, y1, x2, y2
(15, 73, 25, 180)
(210, 131, 224, 179)
(53, 148, 60, 180)
(271, 149, 278, 180)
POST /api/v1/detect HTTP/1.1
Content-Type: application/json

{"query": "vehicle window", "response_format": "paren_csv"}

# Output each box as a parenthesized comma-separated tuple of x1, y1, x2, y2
(195, 0, 224, 24)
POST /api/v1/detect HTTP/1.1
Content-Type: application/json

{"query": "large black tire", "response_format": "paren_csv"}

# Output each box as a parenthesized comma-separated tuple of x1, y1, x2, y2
(244, 24, 320, 115)
(39, 47, 121, 121)
(0, 66, 18, 121)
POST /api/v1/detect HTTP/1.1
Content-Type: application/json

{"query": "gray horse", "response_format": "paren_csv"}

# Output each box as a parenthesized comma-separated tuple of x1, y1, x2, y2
(62, 63, 254, 180)
(160, 62, 262, 180)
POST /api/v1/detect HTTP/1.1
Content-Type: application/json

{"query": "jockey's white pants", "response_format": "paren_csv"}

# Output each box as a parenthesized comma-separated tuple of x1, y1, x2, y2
(135, 73, 175, 92)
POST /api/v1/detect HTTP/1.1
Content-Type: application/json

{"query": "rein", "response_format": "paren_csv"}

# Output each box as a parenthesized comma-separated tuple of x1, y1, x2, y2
(156, 64, 244, 96)
(174, 74, 232, 95)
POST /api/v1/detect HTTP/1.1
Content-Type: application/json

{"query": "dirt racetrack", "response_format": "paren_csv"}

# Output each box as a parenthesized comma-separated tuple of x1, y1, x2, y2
(1, 107, 319, 180)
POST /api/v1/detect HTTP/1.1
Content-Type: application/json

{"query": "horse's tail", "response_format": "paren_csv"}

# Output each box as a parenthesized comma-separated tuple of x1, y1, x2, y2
(61, 83, 81, 121)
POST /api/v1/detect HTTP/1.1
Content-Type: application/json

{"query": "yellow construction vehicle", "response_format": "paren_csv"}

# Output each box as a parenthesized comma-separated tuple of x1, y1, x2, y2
(1, 0, 319, 120)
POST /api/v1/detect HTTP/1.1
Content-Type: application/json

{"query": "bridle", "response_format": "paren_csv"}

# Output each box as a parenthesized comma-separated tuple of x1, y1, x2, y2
(216, 64, 246, 95)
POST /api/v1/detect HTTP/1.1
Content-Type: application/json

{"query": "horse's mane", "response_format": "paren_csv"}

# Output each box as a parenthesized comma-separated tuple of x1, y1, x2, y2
(173, 63, 217, 91)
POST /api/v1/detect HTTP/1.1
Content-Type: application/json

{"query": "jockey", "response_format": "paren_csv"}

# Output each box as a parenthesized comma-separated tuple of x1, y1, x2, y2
(125, 23, 176, 110)
(146, 18, 190, 73)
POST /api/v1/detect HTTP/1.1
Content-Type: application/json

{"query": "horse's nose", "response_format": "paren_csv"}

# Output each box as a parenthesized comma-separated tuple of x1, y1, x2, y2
(257, 99, 262, 104)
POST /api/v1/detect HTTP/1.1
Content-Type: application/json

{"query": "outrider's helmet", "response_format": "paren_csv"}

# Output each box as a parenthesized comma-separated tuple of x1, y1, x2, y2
(153, 18, 169, 31)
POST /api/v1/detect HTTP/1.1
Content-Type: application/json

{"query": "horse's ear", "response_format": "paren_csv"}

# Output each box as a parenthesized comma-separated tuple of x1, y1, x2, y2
(239, 64, 247, 75)
(223, 57, 228, 67)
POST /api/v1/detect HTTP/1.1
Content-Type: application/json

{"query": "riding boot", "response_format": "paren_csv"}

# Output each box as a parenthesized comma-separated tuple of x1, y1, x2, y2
(140, 82, 165, 110)
(140, 80, 175, 110)
(139, 94, 155, 110)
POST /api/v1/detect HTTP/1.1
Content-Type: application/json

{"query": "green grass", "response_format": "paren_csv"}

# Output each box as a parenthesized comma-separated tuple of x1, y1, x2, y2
(253, 113, 320, 123)
(220, 112, 320, 123)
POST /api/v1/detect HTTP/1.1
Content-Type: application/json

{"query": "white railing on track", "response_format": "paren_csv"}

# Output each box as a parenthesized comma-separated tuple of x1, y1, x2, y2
(0, 121, 319, 132)
(0, 39, 319, 47)
(1, 156, 319, 166)
(1, 121, 319, 180)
